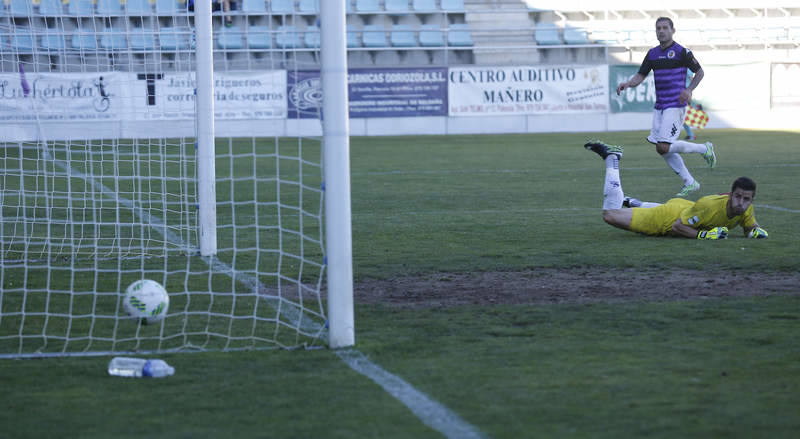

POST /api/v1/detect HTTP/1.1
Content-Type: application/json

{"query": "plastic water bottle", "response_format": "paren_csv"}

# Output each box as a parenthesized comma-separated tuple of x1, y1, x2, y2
(108, 356, 175, 378)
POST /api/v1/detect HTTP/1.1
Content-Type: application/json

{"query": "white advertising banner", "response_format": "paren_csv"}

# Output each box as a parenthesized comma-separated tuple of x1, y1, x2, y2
(130, 70, 287, 120)
(0, 71, 124, 122)
(448, 65, 609, 116)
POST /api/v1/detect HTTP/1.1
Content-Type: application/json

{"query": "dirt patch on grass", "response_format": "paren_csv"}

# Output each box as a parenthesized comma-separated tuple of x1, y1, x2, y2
(354, 269, 800, 308)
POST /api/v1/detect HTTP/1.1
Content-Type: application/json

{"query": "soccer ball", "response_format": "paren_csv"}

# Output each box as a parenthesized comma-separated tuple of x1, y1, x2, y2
(123, 279, 169, 324)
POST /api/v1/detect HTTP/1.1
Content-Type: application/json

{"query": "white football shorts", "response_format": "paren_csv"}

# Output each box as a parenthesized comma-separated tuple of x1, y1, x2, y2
(647, 107, 686, 145)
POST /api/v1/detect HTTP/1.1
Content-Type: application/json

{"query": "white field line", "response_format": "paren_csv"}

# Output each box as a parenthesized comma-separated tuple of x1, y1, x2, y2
(46, 147, 484, 439)
(353, 162, 800, 177)
(756, 204, 800, 213)
(336, 349, 487, 439)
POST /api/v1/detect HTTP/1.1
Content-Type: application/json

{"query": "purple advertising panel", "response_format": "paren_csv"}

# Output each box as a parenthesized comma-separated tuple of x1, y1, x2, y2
(288, 67, 447, 119)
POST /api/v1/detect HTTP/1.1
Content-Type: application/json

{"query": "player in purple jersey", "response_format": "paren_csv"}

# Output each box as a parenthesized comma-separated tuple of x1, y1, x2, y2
(616, 17, 717, 197)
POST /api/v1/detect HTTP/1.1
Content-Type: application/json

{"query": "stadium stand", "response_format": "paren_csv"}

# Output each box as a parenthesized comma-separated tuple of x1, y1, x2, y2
(126, 0, 154, 15)
(8, 0, 31, 17)
(11, 28, 35, 53)
(41, 31, 68, 51)
(362, 24, 388, 47)
(68, 0, 95, 16)
(3, 0, 799, 71)
(563, 26, 589, 45)
(130, 28, 157, 50)
(355, 0, 380, 14)
(37, 0, 65, 16)
(390, 24, 416, 47)
(97, 0, 124, 16)
(413, 0, 438, 13)
(217, 26, 244, 50)
(534, 22, 562, 45)
(159, 26, 193, 50)
(298, 0, 320, 14)
(246, 25, 273, 49)
(441, 0, 465, 12)
(155, 0, 184, 15)
(447, 23, 473, 47)
(271, 0, 295, 14)
(419, 24, 445, 47)
(386, 0, 410, 14)
(304, 25, 321, 48)
(275, 25, 302, 49)
(100, 28, 128, 50)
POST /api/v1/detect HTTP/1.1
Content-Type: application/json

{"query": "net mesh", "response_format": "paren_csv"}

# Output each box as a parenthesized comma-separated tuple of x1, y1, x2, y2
(0, 0, 327, 357)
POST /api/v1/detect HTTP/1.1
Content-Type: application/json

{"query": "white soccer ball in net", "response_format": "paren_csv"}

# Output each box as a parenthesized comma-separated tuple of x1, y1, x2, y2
(123, 279, 170, 324)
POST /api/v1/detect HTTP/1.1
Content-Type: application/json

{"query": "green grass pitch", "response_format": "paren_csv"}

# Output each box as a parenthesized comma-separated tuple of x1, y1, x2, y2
(1, 129, 799, 438)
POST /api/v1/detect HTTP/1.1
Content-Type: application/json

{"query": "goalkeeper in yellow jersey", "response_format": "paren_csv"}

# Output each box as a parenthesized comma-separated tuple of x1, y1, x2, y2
(584, 141, 768, 240)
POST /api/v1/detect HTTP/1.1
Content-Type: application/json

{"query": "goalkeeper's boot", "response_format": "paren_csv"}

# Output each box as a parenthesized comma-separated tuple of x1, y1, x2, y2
(702, 142, 717, 168)
(676, 181, 700, 197)
(584, 141, 623, 160)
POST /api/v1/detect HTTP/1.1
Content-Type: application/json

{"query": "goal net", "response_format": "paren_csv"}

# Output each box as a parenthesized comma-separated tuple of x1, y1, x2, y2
(0, 0, 349, 358)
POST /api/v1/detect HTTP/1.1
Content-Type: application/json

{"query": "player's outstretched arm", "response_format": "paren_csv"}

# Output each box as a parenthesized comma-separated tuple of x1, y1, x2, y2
(617, 73, 646, 95)
(671, 218, 704, 238)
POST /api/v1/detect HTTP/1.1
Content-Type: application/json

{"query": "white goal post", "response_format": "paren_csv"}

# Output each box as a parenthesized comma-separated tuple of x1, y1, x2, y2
(0, 0, 353, 357)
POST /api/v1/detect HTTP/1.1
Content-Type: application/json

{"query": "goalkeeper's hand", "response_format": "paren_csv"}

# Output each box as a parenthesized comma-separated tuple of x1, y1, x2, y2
(748, 227, 769, 239)
(697, 227, 728, 240)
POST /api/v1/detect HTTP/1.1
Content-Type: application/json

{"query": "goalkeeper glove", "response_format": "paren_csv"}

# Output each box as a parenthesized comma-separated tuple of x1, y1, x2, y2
(697, 227, 728, 240)
(748, 227, 769, 239)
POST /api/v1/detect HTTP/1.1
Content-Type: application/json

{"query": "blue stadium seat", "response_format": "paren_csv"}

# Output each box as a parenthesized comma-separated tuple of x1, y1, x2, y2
(589, 29, 619, 45)
(298, 0, 320, 14)
(535, 22, 562, 45)
(346, 29, 361, 48)
(159, 27, 192, 50)
(385, 0, 409, 14)
(241, 0, 267, 14)
(447, 23, 472, 46)
(129, 29, 157, 50)
(275, 25, 302, 49)
(11, 29, 36, 52)
(155, 0, 183, 14)
(68, 0, 95, 15)
(563, 27, 589, 45)
(9, 0, 34, 17)
(216, 26, 243, 49)
(418, 24, 444, 47)
(390, 24, 416, 47)
(38, 0, 64, 16)
(97, 0, 123, 15)
(303, 25, 321, 48)
(361, 24, 388, 47)
(622, 29, 648, 46)
(441, 0, 464, 12)
(412, 0, 437, 12)
(72, 32, 98, 50)
(41, 32, 68, 51)
(246, 26, 272, 49)
(790, 27, 800, 43)
(100, 28, 128, 49)
(355, 0, 379, 13)
(126, 0, 154, 15)
(763, 26, 788, 42)
(270, 0, 294, 14)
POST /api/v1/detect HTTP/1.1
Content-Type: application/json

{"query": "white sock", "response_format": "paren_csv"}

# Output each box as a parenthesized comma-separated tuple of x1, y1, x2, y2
(603, 155, 623, 210)
(641, 201, 661, 208)
(662, 152, 695, 186)
(669, 140, 707, 154)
